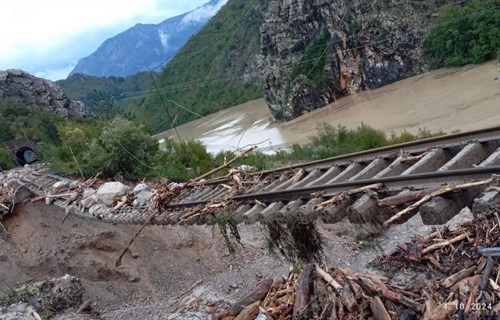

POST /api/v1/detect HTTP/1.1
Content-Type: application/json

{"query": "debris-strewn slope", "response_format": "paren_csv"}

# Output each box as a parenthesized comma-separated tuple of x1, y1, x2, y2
(217, 213, 500, 319)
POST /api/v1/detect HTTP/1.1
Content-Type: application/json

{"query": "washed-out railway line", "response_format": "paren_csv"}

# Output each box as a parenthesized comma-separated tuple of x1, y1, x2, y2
(12, 126, 500, 229)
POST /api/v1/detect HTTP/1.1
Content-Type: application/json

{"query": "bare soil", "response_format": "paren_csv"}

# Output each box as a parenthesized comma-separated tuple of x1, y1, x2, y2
(0, 199, 450, 319)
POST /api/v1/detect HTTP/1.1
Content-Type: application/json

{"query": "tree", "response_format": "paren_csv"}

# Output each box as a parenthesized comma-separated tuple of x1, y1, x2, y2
(82, 117, 159, 178)
(91, 90, 120, 120)
(424, 0, 500, 68)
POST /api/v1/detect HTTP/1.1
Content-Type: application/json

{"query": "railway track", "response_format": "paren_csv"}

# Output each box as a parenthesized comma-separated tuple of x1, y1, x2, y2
(10, 126, 500, 228)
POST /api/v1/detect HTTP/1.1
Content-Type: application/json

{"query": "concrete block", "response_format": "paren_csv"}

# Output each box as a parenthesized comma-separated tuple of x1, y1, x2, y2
(243, 203, 266, 224)
(276, 199, 305, 224)
(321, 198, 353, 224)
(438, 142, 489, 171)
(348, 158, 388, 181)
(306, 166, 342, 186)
(233, 204, 252, 224)
(420, 187, 483, 225)
(472, 190, 500, 216)
(479, 146, 500, 167)
(373, 156, 411, 178)
(291, 169, 323, 188)
(260, 201, 284, 224)
(401, 148, 449, 176)
(297, 198, 324, 224)
(329, 162, 364, 183)
(348, 194, 393, 224)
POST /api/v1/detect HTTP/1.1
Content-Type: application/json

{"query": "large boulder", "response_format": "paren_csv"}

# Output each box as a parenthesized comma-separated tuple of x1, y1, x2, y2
(95, 182, 130, 207)
(0, 69, 89, 118)
(132, 183, 152, 206)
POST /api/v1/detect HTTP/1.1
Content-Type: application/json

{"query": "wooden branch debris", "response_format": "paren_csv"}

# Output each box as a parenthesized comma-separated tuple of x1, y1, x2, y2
(378, 186, 443, 207)
(314, 183, 384, 211)
(383, 175, 500, 227)
(0, 186, 17, 234)
(421, 233, 469, 255)
(216, 278, 273, 319)
(441, 266, 475, 288)
(291, 168, 305, 184)
(315, 265, 342, 292)
(400, 152, 425, 163)
(188, 146, 257, 185)
(215, 212, 500, 320)
(293, 263, 314, 318)
(111, 193, 134, 213)
(370, 296, 391, 320)
(217, 264, 428, 319)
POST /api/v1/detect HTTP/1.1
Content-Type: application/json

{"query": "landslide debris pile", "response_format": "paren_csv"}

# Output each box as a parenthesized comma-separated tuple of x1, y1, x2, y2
(216, 213, 500, 320)
(0, 185, 15, 218)
(0, 275, 89, 319)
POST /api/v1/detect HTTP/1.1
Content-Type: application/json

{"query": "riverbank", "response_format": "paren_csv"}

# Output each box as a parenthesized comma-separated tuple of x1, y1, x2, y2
(155, 61, 500, 154)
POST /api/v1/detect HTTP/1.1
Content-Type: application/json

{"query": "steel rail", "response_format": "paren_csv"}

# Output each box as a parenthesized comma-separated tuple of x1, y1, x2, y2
(168, 166, 500, 208)
(202, 125, 500, 185)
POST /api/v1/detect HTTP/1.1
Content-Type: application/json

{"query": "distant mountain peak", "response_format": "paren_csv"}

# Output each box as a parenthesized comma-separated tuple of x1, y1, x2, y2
(69, 0, 227, 78)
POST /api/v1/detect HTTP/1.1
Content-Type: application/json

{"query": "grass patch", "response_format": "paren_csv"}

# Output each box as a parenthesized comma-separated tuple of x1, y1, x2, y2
(214, 123, 447, 173)
(215, 206, 242, 254)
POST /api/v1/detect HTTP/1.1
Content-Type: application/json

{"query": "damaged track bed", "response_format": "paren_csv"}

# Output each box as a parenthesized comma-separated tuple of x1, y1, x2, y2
(8, 126, 500, 230)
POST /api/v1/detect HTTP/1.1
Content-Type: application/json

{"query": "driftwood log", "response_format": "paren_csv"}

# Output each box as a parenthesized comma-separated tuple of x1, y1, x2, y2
(217, 278, 273, 320)
(293, 264, 314, 317)
(233, 301, 260, 320)
(383, 176, 499, 227)
(378, 187, 442, 207)
(370, 296, 391, 320)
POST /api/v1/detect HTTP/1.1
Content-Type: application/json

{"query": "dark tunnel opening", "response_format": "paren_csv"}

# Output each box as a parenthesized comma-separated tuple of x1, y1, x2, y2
(15, 147, 38, 166)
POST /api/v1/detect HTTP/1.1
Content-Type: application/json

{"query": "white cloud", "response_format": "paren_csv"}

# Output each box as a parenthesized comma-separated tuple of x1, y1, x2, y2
(35, 64, 77, 81)
(158, 30, 170, 50)
(181, 0, 228, 25)
(0, 0, 208, 79)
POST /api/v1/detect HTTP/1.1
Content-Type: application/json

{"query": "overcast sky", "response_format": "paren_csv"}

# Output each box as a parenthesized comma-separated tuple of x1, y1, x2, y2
(0, 0, 209, 80)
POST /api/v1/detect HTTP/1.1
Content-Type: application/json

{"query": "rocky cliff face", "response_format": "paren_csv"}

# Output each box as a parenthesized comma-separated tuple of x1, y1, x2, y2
(259, 0, 451, 121)
(0, 70, 89, 118)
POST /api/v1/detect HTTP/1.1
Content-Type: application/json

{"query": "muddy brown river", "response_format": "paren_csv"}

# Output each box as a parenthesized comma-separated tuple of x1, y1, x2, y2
(154, 62, 500, 154)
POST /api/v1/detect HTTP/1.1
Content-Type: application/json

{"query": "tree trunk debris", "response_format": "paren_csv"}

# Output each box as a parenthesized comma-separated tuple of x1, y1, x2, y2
(217, 213, 500, 319)
(383, 175, 500, 227)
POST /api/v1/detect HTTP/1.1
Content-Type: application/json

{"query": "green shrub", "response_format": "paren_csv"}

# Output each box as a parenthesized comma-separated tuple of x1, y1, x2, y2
(82, 118, 158, 178)
(44, 119, 106, 173)
(289, 28, 332, 89)
(0, 116, 15, 141)
(155, 140, 213, 181)
(0, 148, 13, 171)
(228, 124, 446, 170)
(303, 123, 388, 160)
(424, 0, 500, 68)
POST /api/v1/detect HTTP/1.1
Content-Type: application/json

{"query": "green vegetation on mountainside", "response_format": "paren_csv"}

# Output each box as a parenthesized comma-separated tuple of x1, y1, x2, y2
(57, 72, 153, 110)
(424, 0, 500, 68)
(131, 0, 270, 133)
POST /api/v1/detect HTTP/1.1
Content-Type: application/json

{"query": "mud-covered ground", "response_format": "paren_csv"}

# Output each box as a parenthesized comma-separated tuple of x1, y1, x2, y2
(0, 196, 473, 319)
